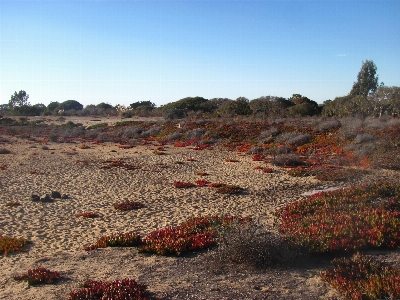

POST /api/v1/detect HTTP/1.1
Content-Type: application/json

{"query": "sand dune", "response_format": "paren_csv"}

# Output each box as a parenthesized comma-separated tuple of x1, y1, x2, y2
(1, 136, 398, 299)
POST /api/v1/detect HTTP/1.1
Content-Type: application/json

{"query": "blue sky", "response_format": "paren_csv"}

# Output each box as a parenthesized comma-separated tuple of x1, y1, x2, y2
(1, 0, 399, 107)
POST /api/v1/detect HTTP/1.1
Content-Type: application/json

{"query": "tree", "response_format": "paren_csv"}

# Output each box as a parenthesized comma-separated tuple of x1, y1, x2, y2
(370, 86, 400, 117)
(288, 94, 320, 116)
(9, 90, 30, 108)
(129, 101, 155, 110)
(96, 102, 114, 110)
(0, 104, 10, 115)
(232, 97, 252, 116)
(349, 60, 381, 97)
(57, 100, 83, 111)
(11, 103, 46, 116)
(44, 102, 60, 115)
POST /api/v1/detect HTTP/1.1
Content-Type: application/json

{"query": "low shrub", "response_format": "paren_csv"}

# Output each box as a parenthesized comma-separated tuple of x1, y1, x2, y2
(86, 122, 108, 130)
(0, 148, 11, 154)
(173, 180, 196, 188)
(84, 231, 142, 251)
(49, 134, 59, 142)
(353, 132, 376, 144)
(275, 182, 400, 253)
(76, 212, 100, 218)
(68, 278, 149, 300)
(262, 167, 274, 173)
(286, 133, 312, 146)
(208, 182, 225, 188)
(315, 119, 341, 132)
(252, 153, 264, 161)
(0, 236, 30, 256)
(212, 223, 287, 269)
(139, 215, 251, 256)
(225, 159, 240, 162)
(5, 201, 21, 207)
(314, 167, 369, 181)
(321, 253, 400, 300)
(139, 226, 216, 256)
(196, 172, 209, 176)
(246, 146, 263, 154)
(14, 267, 61, 286)
(113, 201, 145, 211)
(196, 179, 208, 187)
(272, 153, 305, 167)
(372, 149, 400, 170)
(216, 185, 244, 194)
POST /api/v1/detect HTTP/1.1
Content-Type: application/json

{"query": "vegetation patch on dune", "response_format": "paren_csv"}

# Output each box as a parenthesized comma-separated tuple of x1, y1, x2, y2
(139, 215, 252, 256)
(68, 278, 149, 300)
(275, 182, 400, 253)
(84, 231, 142, 251)
(0, 236, 30, 256)
(321, 253, 400, 300)
(14, 267, 61, 286)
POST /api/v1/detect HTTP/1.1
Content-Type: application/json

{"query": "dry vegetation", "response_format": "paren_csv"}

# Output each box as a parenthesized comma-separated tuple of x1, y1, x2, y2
(0, 115, 399, 299)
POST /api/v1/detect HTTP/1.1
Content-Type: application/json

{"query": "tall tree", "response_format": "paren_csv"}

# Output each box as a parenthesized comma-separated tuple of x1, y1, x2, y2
(9, 90, 30, 108)
(349, 60, 380, 97)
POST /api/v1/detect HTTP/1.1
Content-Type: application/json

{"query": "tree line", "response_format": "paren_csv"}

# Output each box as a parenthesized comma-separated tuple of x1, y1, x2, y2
(2, 60, 399, 119)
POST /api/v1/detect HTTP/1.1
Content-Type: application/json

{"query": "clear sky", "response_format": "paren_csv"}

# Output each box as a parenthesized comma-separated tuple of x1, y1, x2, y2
(1, 0, 399, 107)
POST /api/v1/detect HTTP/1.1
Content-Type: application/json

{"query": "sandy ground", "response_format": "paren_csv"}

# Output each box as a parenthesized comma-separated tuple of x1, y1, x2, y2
(0, 134, 399, 299)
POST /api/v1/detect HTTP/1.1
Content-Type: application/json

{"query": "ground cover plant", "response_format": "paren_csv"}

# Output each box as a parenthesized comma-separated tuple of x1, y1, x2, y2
(195, 179, 208, 187)
(5, 201, 21, 207)
(14, 267, 61, 286)
(76, 211, 100, 218)
(196, 172, 209, 176)
(113, 201, 145, 211)
(84, 231, 142, 251)
(173, 180, 196, 188)
(215, 184, 244, 194)
(0, 236, 30, 256)
(139, 215, 252, 256)
(287, 165, 369, 181)
(68, 278, 149, 300)
(275, 182, 400, 253)
(99, 159, 140, 171)
(321, 252, 400, 300)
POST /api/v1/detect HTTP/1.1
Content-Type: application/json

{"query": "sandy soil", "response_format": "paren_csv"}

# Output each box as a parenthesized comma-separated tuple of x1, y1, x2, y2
(0, 133, 399, 299)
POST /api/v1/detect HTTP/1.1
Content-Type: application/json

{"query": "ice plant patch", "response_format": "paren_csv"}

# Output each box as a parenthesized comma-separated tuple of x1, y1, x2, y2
(14, 267, 61, 286)
(196, 179, 208, 187)
(5, 201, 21, 207)
(275, 182, 400, 253)
(139, 215, 252, 256)
(113, 200, 145, 211)
(0, 236, 30, 256)
(76, 211, 100, 218)
(68, 278, 149, 300)
(84, 231, 142, 251)
(216, 185, 244, 194)
(173, 180, 196, 188)
(321, 253, 400, 300)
